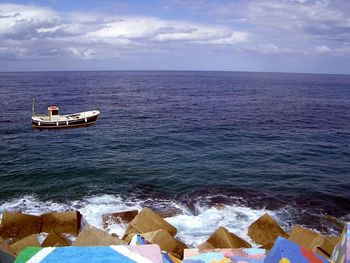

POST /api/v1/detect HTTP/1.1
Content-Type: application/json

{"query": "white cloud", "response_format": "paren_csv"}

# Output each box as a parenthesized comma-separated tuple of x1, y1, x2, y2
(283, 0, 308, 3)
(0, 3, 58, 36)
(314, 45, 332, 54)
(244, 0, 350, 41)
(66, 47, 95, 59)
(0, 1, 349, 65)
(87, 16, 247, 45)
(259, 44, 280, 54)
(201, 32, 248, 45)
(0, 3, 248, 60)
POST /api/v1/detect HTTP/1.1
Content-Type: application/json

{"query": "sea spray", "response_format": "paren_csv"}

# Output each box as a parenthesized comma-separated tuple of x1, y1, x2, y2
(0, 194, 275, 246)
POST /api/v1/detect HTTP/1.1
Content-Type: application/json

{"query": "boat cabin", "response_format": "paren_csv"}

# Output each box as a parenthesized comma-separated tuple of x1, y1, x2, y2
(48, 105, 59, 121)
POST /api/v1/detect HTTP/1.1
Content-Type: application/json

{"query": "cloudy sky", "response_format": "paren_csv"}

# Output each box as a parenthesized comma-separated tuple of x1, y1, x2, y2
(0, 0, 349, 73)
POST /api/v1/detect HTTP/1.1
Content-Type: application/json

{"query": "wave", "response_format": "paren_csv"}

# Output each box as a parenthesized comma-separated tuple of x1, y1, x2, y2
(0, 193, 347, 247)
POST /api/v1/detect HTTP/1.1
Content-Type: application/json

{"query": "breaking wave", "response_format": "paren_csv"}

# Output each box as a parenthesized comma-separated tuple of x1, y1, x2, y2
(1, 192, 347, 247)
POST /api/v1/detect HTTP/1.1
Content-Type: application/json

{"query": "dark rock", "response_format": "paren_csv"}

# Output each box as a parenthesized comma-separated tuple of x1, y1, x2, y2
(102, 210, 138, 229)
(155, 208, 182, 218)
(324, 214, 345, 228)
(42, 231, 70, 247)
(174, 238, 188, 259)
(41, 211, 82, 236)
(0, 211, 41, 242)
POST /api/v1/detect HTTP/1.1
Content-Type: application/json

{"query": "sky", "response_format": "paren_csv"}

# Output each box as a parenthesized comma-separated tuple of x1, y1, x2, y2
(0, 0, 349, 73)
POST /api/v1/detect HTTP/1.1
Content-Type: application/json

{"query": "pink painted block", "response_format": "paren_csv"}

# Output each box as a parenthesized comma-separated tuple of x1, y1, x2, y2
(128, 244, 163, 263)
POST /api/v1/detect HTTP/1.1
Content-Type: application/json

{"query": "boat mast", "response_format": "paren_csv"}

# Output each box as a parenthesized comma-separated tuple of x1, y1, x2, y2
(32, 98, 35, 116)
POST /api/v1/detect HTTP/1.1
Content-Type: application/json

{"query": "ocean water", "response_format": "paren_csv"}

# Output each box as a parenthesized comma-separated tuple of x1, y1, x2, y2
(0, 71, 349, 245)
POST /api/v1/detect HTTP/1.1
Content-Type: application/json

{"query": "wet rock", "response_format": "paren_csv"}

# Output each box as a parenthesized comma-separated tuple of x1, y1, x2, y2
(124, 207, 177, 237)
(324, 214, 345, 228)
(207, 226, 251, 248)
(42, 231, 70, 247)
(141, 229, 178, 252)
(155, 208, 182, 218)
(248, 213, 288, 248)
(73, 224, 127, 246)
(289, 226, 339, 259)
(213, 203, 226, 210)
(102, 210, 138, 229)
(10, 234, 40, 256)
(174, 239, 188, 259)
(41, 211, 82, 236)
(0, 211, 41, 242)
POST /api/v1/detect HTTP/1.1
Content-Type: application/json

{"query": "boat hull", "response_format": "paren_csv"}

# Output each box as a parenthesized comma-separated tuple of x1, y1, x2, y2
(32, 114, 99, 129)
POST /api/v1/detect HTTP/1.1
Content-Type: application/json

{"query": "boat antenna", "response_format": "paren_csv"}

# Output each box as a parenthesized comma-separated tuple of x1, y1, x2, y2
(32, 98, 35, 116)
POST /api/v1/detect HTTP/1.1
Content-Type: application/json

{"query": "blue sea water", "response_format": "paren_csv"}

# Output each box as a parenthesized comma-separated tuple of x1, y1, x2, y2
(0, 71, 349, 243)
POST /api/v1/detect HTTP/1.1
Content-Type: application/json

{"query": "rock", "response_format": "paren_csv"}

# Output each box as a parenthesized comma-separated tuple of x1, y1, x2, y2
(41, 231, 70, 247)
(248, 213, 288, 248)
(0, 211, 41, 242)
(41, 211, 82, 236)
(321, 236, 340, 258)
(324, 214, 345, 228)
(141, 229, 178, 252)
(102, 210, 138, 228)
(207, 226, 251, 249)
(0, 236, 15, 257)
(10, 234, 40, 256)
(111, 233, 119, 238)
(73, 224, 127, 246)
(289, 226, 339, 258)
(174, 239, 188, 259)
(213, 203, 226, 210)
(155, 208, 182, 218)
(325, 236, 340, 245)
(125, 207, 177, 237)
(197, 241, 215, 250)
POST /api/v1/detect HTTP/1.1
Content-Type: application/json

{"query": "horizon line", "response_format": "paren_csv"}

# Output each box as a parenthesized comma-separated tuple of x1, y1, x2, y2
(0, 69, 349, 76)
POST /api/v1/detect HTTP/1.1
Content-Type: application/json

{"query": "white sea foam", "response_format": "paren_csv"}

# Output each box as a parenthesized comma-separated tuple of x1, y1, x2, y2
(0, 194, 279, 247)
(166, 205, 269, 247)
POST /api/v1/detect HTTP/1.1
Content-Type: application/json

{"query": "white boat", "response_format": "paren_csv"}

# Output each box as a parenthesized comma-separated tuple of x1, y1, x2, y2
(31, 99, 100, 129)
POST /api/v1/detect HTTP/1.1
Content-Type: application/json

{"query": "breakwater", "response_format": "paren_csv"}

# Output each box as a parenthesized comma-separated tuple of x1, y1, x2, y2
(0, 207, 348, 262)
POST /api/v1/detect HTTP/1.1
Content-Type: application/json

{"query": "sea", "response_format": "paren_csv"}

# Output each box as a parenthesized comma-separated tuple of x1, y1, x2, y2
(0, 71, 349, 246)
